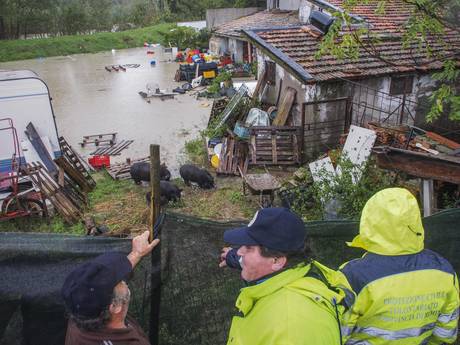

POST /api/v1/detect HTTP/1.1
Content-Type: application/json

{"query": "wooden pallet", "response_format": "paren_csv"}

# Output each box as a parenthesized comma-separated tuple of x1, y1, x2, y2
(90, 140, 134, 156)
(59, 137, 96, 190)
(249, 126, 302, 166)
(55, 156, 93, 193)
(217, 132, 249, 176)
(105, 156, 150, 180)
(24, 162, 82, 224)
(80, 132, 117, 147)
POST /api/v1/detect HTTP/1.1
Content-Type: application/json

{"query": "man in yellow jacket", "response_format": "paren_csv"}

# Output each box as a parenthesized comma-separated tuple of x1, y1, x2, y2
(341, 188, 459, 345)
(222, 207, 353, 345)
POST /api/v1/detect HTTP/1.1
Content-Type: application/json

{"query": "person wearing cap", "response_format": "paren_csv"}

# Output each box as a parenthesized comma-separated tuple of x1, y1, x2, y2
(61, 231, 159, 345)
(221, 207, 353, 345)
(340, 188, 459, 345)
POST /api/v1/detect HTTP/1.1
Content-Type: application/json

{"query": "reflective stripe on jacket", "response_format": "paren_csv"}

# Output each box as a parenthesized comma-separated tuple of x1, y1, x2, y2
(341, 250, 459, 344)
(226, 261, 352, 345)
(342, 188, 459, 345)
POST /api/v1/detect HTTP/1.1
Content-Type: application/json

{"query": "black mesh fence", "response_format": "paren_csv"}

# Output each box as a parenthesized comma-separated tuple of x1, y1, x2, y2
(0, 208, 459, 345)
(159, 209, 460, 345)
(0, 233, 155, 345)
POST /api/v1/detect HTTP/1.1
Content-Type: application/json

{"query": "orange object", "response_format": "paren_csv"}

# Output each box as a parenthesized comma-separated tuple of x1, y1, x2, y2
(88, 155, 110, 169)
(425, 131, 460, 150)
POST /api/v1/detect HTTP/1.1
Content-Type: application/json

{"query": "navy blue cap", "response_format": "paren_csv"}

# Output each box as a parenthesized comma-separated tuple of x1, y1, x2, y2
(61, 252, 132, 318)
(224, 207, 306, 252)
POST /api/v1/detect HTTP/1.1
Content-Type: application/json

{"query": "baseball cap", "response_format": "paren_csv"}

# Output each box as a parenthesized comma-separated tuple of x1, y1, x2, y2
(61, 252, 132, 318)
(224, 207, 306, 252)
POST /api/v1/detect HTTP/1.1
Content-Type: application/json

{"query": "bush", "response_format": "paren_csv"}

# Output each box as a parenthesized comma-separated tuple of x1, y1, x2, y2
(288, 156, 398, 220)
(160, 26, 210, 50)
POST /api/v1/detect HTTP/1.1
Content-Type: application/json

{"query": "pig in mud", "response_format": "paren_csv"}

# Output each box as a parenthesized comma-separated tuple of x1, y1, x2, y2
(146, 181, 182, 206)
(179, 164, 214, 189)
(130, 162, 171, 184)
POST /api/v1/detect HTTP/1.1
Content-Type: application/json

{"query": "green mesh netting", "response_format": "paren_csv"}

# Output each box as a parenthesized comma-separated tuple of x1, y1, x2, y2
(0, 208, 459, 345)
(159, 209, 460, 345)
(0, 234, 156, 345)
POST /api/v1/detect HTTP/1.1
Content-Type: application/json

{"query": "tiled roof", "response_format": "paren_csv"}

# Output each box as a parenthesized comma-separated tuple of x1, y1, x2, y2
(328, 0, 412, 34)
(214, 10, 301, 38)
(244, 0, 460, 82)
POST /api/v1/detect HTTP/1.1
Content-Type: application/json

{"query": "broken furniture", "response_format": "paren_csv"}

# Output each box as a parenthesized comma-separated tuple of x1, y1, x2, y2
(216, 132, 248, 176)
(249, 126, 302, 166)
(90, 140, 134, 156)
(238, 166, 281, 208)
(80, 133, 117, 147)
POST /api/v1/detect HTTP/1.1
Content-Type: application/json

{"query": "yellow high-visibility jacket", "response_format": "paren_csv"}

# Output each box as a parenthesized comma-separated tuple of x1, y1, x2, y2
(226, 261, 353, 345)
(341, 188, 459, 345)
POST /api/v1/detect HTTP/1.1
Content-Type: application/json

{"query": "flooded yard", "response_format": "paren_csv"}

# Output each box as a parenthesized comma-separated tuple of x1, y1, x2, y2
(0, 47, 209, 175)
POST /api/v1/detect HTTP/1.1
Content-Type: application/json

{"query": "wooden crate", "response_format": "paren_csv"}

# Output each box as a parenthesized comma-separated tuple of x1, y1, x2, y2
(249, 126, 302, 166)
(217, 133, 249, 176)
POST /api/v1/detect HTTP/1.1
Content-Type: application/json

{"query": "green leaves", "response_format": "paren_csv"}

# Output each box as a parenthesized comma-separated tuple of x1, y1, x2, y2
(317, 0, 459, 123)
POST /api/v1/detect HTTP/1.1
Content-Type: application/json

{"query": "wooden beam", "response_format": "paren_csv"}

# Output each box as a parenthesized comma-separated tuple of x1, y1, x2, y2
(375, 149, 460, 184)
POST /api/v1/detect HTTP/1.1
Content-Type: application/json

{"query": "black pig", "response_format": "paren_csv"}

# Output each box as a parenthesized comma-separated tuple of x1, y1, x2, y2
(146, 181, 182, 206)
(130, 162, 171, 184)
(179, 164, 214, 189)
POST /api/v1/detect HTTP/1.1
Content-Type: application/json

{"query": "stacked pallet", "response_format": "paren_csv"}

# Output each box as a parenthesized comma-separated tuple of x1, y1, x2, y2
(105, 157, 150, 180)
(24, 162, 83, 224)
(249, 126, 302, 165)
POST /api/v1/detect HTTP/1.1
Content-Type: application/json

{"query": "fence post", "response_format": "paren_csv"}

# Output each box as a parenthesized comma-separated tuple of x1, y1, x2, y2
(149, 144, 161, 345)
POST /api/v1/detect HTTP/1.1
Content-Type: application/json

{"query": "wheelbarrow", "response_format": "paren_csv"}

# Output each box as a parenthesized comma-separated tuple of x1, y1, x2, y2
(238, 166, 281, 208)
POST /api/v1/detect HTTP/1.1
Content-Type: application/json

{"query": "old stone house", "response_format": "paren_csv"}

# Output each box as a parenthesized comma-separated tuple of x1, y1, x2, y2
(209, 5, 301, 63)
(240, 0, 460, 159)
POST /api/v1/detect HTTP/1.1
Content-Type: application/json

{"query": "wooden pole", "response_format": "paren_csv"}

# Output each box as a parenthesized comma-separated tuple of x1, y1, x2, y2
(149, 144, 161, 241)
(149, 144, 161, 345)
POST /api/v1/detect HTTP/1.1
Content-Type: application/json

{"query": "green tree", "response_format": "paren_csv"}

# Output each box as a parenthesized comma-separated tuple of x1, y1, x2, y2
(318, 0, 460, 122)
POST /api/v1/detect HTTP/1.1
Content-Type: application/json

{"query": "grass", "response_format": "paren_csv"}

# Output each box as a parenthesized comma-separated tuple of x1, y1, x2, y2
(0, 23, 175, 62)
(0, 210, 85, 234)
(184, 136, 208, 167)
(1, 165, 294, 235)
(171, 177, 258, 220)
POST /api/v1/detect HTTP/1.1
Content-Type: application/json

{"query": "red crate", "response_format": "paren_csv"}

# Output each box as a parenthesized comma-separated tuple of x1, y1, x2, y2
(88, 155, 110, 169)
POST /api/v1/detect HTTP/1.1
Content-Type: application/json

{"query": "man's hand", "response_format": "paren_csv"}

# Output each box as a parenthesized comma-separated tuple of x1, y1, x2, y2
(219, 247, 233, 268)
(127, 231, 160, 268)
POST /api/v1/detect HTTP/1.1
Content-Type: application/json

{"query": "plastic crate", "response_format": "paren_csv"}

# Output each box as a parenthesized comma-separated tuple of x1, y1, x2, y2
(88, 155, 110, 169)
(234, 121, 250, 139)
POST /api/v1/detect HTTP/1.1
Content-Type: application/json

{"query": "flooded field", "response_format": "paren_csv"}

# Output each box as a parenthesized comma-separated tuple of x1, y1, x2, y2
(0, 47, 209, 175)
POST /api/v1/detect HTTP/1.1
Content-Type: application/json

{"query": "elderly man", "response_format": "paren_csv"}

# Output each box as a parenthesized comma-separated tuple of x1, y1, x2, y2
(61, 231, 159, 345)
(341, 188, 459, 345)
(221, 207, 353, 345)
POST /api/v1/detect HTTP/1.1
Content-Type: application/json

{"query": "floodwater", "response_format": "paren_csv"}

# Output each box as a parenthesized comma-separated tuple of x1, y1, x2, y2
(0, 47, 209, 174)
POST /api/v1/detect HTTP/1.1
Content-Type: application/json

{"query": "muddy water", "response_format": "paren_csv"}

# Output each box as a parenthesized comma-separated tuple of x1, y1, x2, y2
(0, 47, 209, 175)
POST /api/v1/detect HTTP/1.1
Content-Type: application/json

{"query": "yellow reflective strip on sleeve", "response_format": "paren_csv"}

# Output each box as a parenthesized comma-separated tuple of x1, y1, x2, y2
(437, 308, 459, 324)
(354, 322, 435, 340)
(433, 325, 458, 339)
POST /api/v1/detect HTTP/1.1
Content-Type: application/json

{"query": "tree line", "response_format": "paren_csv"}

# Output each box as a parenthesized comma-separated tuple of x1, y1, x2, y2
(0, 0, 263, 40)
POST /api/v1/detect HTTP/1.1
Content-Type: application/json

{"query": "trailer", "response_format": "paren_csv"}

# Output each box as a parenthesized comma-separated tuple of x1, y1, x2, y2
(0, 70, 61, 173)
